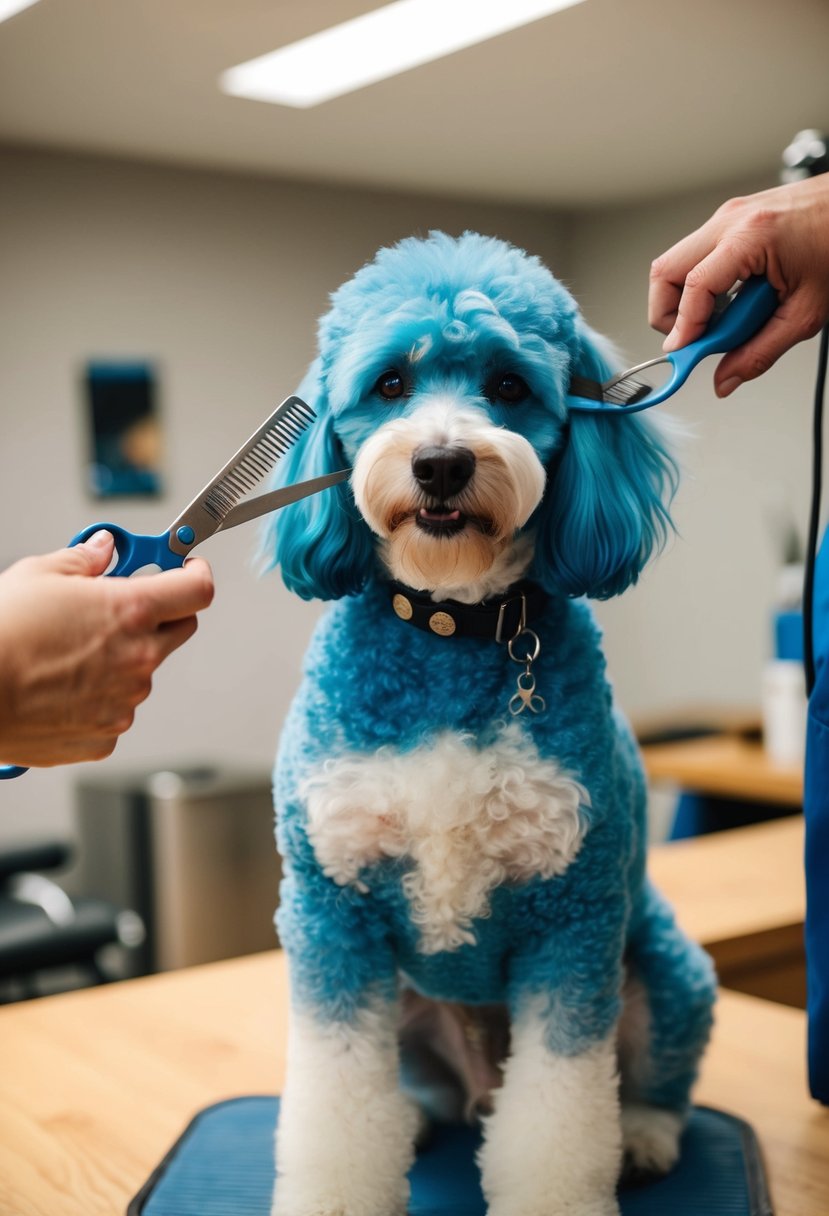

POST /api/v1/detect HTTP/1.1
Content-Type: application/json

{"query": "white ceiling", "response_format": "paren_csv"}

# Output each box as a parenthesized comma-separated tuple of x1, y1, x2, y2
(1, 0, 828, 209)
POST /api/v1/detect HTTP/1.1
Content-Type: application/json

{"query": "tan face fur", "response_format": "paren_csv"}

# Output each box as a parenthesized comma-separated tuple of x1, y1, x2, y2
(351, 401, 546, 599)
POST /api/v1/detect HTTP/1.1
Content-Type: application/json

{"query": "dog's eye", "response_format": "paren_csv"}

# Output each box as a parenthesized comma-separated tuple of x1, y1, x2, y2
(488, 373, 531, 405)
(375, 370, 407, 401)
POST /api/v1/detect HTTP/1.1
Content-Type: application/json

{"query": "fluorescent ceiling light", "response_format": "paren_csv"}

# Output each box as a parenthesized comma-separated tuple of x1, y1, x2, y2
(0, 0, 41, 23)
(220, 0, 586, 109)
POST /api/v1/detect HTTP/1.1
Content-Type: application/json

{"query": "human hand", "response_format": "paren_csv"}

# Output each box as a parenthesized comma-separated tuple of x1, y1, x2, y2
(0, 530, 214, 767)
(648, 175, 829, 396)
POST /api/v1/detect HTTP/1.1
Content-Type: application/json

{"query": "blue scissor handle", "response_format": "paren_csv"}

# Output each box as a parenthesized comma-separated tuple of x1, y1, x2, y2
(0, 523, 185, 780)
(68, 522, 185, 577)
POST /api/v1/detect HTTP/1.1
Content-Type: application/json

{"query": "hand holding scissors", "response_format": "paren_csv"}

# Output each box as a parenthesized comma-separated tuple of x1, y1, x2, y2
(0, 397, 349, 778)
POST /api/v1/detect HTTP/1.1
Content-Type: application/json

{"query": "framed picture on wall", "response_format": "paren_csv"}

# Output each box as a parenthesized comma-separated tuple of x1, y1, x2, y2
(84, 361, 163, 498)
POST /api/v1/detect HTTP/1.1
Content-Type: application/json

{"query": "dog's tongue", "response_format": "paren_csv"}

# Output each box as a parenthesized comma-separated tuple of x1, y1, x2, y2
(420, 508, 461, 523)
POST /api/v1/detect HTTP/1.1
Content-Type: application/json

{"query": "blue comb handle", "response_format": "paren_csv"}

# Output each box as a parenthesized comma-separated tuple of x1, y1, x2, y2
(569, 276, 779, 414)
(692, 275, 779, 354)
(663, 275, 779, 389)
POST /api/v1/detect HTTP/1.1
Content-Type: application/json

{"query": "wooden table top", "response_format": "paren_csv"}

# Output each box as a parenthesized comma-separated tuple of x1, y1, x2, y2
(1, 944, 827, 1216)
(641, 733, 804, 807)
(648, 815, 805, 954)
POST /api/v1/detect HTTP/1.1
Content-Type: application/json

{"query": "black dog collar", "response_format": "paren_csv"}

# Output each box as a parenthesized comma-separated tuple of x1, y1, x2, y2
(386, 578, 548, 642)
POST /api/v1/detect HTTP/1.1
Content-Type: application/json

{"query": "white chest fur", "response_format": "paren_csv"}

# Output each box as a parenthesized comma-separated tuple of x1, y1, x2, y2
(301, 723, 589, 954)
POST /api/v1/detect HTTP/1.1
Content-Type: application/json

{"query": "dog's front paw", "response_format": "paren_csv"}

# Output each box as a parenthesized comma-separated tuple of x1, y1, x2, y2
(272, 1205, 404, 1216)
(271, 1187, 407, 1216)
(488, 1200, 619, 1216)
(271, 1166, 409, 1216)
(620, 1103, 683, 1180)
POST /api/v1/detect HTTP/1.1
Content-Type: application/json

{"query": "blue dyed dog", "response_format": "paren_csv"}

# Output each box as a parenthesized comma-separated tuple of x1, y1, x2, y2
(264, 232, 716, 1216)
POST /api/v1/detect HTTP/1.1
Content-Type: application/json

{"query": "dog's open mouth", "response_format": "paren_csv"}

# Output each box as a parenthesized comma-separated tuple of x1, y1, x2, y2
(386, 503, 497, 536)
(411, 505, 497, 537)
(416, 506, 466, 535)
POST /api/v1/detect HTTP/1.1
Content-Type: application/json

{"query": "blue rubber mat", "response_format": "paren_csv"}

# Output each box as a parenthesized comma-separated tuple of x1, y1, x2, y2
(129, 1096, 772, 1216)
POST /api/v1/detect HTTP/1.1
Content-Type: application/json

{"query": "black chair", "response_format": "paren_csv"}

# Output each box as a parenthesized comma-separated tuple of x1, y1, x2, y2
(0, 838, 144, 1002)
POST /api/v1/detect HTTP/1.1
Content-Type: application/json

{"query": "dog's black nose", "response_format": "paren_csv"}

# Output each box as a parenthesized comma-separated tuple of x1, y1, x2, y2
(412, 446, 476, 499)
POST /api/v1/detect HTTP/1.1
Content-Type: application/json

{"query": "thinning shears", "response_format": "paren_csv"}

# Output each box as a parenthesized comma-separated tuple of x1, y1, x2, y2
(0, 396, 349, 778)
(70, 395, 348, 575)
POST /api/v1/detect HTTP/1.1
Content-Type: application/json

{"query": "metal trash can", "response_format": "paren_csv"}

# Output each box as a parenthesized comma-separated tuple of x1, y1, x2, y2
(73, 765, 280, 977)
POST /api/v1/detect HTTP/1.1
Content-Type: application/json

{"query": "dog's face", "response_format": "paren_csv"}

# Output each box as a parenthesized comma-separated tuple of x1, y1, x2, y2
(350, 398, 545, 596)
(265, 232, 677, 603)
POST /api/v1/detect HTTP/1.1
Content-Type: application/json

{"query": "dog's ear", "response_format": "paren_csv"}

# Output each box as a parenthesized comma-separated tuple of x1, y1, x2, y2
(258, 358, 375, 601)
(530, 325, 679, 600)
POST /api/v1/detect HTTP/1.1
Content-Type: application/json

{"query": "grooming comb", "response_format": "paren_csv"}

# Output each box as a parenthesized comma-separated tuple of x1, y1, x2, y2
(567, 276, 779, 415)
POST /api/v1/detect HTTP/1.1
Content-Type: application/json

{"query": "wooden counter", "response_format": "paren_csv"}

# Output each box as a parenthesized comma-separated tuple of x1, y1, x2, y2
(0, 951, 827, 1216)
(641, 734, 803, 807)
(0, 815, 819, 1215)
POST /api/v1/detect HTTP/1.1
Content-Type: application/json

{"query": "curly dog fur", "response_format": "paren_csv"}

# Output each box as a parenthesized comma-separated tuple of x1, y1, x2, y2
(263, 231, 716, 1216)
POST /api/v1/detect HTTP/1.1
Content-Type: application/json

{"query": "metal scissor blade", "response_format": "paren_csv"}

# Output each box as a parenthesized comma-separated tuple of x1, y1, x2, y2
(214, 468, 352, 533)
(167, 396, 316, 556)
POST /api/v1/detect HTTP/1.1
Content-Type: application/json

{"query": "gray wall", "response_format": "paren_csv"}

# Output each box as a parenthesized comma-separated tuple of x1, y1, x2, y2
(0, 146, 568, 845)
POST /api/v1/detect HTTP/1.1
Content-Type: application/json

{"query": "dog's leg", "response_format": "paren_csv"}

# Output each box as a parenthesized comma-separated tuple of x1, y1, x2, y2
(273, 991, 418, 1216)
(478, 996, 622, 1216)
(618, 880, 717, 1178)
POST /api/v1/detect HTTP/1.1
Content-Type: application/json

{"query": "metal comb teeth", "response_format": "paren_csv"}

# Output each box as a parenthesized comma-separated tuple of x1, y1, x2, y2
(202, 397, 315, 523)
(601, 377, 653, 407)
(568, 373, 653, 409)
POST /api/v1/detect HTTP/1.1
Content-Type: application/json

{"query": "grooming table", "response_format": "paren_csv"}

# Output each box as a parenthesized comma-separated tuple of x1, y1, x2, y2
(128, 1095, 772, 1216)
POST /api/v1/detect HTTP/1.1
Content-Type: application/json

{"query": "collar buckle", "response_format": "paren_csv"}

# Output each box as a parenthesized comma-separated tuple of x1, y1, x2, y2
(495, 593, 527, 645)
